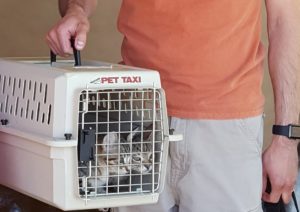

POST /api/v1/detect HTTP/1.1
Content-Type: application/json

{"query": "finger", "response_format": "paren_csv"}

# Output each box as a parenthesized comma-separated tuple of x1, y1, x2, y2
(282, 189, 293, 204)
(281, 176, 297, 203)
(46, 30, 68, 57)
(262, 180, 283, 203)
(49, 44, 59, 56)
(74, 23, 89, 50)
(281, 182, 294, 204)
(56, 27, 73, 56)
(46, 38, 58, 55)
(45, 34, 59, 56)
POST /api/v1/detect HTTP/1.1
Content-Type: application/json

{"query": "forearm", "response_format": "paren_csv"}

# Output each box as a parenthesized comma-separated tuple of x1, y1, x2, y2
(59, 0, 97, 17)
(266, 0, 300, 129)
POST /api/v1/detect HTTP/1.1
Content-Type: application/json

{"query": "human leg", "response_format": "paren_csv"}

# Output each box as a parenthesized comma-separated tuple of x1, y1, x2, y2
(171, 116, 264, 212)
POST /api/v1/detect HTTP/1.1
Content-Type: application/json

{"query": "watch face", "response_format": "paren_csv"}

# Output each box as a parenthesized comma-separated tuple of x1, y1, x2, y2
(291, 125, 300, 139)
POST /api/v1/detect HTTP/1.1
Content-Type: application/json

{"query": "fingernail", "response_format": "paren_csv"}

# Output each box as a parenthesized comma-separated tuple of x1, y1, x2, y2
(76, 41, 85, 49)
(64, 53, 71, 57)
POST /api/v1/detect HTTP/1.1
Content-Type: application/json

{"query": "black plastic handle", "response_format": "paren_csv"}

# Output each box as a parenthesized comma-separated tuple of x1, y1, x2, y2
(71, 37, 82, 66)
(50, 51, 56, 64)
(50, 37, 81, 66)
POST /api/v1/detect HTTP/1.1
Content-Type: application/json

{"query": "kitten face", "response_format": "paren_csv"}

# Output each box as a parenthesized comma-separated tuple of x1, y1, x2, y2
(131, 152, 153, 173)
(101, 130, 153, 174)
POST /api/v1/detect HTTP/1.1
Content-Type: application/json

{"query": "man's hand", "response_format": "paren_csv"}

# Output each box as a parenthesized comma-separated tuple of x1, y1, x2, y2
(46, 7, 89, 57)
(46, 0, 97, 57)
(262, 136, 298, 203)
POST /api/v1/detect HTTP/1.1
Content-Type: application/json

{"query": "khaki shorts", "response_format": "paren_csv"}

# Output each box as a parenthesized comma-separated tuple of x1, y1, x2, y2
(113, 116, 264, 212)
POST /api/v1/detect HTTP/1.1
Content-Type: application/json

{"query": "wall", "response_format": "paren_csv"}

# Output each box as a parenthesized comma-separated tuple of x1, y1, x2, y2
(0, 0, 122, 62)
(262, 3, 274, 148)
(0, 0, 274, 147)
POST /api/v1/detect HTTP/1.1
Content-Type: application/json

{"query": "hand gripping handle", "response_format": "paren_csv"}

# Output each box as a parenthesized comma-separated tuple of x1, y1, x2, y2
(50, 37, 81, 66)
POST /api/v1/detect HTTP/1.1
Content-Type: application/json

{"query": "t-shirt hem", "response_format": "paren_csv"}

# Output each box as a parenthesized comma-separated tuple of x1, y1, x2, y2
(167, 108, 264, 120)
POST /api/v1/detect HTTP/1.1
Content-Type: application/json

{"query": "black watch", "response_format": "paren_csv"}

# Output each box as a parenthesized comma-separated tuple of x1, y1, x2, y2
(272, 124, 300, 139)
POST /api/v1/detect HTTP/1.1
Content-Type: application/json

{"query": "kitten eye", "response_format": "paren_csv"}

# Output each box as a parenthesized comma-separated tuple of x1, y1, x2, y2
(132, 155, 141, 162)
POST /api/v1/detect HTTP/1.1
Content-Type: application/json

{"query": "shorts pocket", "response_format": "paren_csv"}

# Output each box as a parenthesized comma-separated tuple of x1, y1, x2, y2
(238, 115, 264, 154)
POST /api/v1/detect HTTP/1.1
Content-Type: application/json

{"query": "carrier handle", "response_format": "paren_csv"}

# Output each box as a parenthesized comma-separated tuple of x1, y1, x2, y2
(50, 37, 82, 66)
(168, 129, 183, 142)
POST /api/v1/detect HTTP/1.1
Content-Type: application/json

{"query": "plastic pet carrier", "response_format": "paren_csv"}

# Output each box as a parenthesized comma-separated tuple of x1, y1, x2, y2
(0, 56, 176, 210)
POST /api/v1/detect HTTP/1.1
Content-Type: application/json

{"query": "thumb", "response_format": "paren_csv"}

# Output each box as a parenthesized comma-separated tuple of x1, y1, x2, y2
(74, 23, 89, 50)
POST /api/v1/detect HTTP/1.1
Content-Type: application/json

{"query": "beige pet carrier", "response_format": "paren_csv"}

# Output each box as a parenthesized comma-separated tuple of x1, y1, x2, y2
(0, 57, 180, 210)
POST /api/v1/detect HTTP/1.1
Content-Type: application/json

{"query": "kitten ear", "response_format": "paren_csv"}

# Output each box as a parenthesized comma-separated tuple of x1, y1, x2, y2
(102, 132, 119, 154)
(144, 124, 154, 141)
(127, 126, 141, 142)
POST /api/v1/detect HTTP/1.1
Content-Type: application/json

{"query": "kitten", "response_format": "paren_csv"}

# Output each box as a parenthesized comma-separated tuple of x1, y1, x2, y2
(78, 126, 154, 195)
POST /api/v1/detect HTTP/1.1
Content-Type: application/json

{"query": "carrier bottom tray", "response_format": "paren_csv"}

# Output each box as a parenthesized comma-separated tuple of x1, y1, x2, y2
(0, 129, 159, 211)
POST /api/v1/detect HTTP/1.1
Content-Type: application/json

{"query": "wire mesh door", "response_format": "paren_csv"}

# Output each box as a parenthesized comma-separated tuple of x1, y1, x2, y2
(77, 88, 165, 201)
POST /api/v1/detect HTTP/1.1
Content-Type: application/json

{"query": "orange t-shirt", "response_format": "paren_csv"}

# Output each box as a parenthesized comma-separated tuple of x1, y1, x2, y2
(118, 0, 265, 119)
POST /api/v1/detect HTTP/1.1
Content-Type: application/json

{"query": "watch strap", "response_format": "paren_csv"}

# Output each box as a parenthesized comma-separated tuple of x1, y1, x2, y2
(272, 125, 290, 137)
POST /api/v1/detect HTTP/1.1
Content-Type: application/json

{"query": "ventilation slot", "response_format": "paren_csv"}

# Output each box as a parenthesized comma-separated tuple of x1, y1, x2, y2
(22, 80, 26, 99)
(15, 97, 19, 116)
(5, 95, 8, 113)
(36, 102, 40, 121)
(44, 84, 48, 103)
(33, 82, 37, 101)
(2, 76, 6, 94)
(12, 78, 16, 96)
(47, 105, 51, 125)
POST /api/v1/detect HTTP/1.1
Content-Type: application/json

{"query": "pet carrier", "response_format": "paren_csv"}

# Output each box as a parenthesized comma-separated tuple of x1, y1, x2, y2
(0, 57, 179, 210)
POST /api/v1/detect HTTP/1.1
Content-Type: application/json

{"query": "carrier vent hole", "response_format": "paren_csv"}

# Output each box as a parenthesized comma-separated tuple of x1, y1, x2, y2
(25, 99, 29, 119)
(15, 97, 19, 116)
(47, 104, 52, 125)
(44, 84, 48, 103)
(33, 82, 37, 101)
(12, 78, 16, 96)
(22, 80, 26, 99)
(2, 76, 6, 94)
(5, 95, 8, 113)
(31, 110, 34, 120)
(36, 102, 40, 121)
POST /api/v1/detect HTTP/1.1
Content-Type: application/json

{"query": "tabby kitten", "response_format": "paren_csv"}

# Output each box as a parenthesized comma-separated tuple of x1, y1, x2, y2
(79, 126, 153, 194)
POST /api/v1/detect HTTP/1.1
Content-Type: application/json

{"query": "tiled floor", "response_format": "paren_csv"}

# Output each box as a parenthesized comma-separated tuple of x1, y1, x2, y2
(0, 185, 101, 212)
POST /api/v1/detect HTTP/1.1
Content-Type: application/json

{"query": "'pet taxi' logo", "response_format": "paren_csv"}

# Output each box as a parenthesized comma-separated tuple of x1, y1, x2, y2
(90, 76, 142, 84)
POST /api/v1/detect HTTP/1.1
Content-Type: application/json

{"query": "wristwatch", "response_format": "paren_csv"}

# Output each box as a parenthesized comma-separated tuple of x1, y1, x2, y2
(272, 124, 300, 139)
